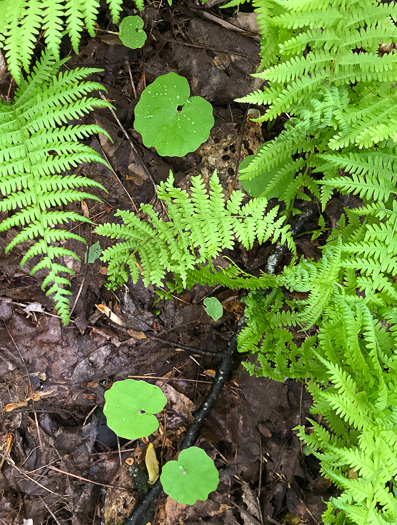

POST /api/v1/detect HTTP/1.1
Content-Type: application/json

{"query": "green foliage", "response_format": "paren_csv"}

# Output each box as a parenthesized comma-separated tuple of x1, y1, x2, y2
(104, 380, 167, 440)
(95, 172, 292, 290)
(0, 0, 126, 81)
(134, 73, 214, 157)
(97, 2, 397, 521)
(238, 143, 397, 521)
(238, 144, 283, 199)
(203, 297, 223, 321)
(119, 15, 147, 49)
(105, 381, 217, 505)
(0, 52, 111, 324)
(236, 0, 397, 210)
(160, 447, 219, 505)
(0, 0, 396, 518)
(85, 241, 102, 264)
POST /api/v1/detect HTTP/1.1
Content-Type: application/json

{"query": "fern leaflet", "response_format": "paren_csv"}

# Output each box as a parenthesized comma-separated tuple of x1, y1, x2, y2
(0, 52, 112, 323)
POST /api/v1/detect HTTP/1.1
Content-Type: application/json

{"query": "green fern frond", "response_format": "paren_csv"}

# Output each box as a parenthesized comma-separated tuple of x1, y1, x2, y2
(186, 264, 275, 291)
(0, 52, 111, 323)
(96, 173, 294, 289)
(263, 51, 334, 84)
(238, 0, 397, 207)
(272, 8, 344, 30)
(0, 0, 124, 81)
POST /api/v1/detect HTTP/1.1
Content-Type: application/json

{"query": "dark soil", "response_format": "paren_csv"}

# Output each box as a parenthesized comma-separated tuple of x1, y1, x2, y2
(0, 2, 339, 524)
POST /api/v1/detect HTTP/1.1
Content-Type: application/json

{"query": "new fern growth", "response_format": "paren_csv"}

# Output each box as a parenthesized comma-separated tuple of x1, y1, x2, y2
(96, 172, 292, 290)
(0, 52, 112, 323)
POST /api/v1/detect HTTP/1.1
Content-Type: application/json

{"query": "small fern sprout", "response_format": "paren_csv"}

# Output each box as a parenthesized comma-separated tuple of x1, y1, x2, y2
(0, 52, 113, 323)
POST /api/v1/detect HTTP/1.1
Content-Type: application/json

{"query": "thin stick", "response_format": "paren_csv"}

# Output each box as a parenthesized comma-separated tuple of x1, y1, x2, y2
(125, 60, 137, 99)
(39, 497, 62, 525)
(148, 334, 223, 358)
(98, 91, 158, 192)
(95, 137, 139, 213)
(127, 375, 212, 384)
(70, 225, 92, 317)
(0, 450, 61, 497)
(47, 466, 130, 490)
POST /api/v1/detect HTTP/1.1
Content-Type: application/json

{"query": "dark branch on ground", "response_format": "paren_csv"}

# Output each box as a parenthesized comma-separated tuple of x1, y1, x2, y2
(124, 207, 316, 525)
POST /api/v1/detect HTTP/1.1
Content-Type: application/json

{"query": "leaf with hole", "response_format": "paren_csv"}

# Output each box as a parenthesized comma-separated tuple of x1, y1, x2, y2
(160, 447, 219, 504)
(104, 380, 167, 440)
(134, 72, 214, 157)
(203, 297, 223, 321)
(119, 16, 147, 49)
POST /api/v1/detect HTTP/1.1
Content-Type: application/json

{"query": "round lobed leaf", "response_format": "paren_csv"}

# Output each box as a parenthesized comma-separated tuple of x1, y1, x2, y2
(134, 72, 214, 157)
(160, 447, 219, 505)
(119, 16, 147, 49)
(104, 379, 167, 440)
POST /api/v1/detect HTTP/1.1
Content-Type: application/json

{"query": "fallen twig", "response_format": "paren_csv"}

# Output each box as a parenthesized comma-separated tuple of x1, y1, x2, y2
(123, 206, 315, 525)
(124, 319, 243, 525)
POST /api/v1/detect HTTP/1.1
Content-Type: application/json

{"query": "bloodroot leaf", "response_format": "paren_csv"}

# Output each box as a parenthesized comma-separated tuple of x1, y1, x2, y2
(119, 16, 147, 49)
(104, 380, 166, 440)
(160, 447, 219, 505)
(134, 72, 214, 157)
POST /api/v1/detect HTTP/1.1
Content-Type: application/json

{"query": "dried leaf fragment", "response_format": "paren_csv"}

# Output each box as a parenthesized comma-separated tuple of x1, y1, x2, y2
(145, 443, 159, 484)
(96, 304, 126, 326)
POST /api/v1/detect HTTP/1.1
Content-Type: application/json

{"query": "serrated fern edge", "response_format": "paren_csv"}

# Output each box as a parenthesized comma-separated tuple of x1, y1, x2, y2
(0, 52, 112, 323)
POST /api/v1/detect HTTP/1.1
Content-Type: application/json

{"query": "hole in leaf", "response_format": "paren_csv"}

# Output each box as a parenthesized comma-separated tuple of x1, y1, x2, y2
(134, 72, 214, 156)
(139, 409, 146, 414)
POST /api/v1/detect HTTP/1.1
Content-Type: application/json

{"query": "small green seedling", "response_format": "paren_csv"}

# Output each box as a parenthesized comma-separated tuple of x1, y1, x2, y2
(104, 381, 219, 505)
(160, 447, 219, 504)
(119, 16, 147, 49)
(85, 241, 102, 264)
(104, 380, 166, 440)
(134, 72, 214, 157)
(203, 297, 223, 321)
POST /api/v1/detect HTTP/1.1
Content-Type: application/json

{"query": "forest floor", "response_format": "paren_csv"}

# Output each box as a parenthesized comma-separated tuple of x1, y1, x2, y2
(0, 1, 341, 524)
